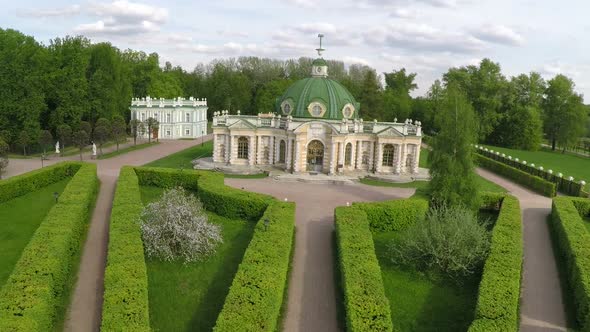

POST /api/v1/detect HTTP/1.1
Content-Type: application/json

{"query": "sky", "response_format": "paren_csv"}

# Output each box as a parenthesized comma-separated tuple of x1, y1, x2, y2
(2, 0, 589, 99)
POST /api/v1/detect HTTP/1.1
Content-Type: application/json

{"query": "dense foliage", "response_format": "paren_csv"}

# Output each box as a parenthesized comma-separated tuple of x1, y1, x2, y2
(551, 197, 590, 330)
(354, 198, 429, 232)
(469, 194, 522, 332)
(428, 84, 480, 209)
(389, 205, 491, 278)
(0, 162, 98, 331)
(140, 187, 222, 263)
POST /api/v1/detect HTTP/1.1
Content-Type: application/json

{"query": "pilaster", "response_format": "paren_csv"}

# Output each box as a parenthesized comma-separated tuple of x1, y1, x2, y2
(395, 144, 402, 174)
(248, 136, 255, 166)
(375, 143, 383, 173)
(269, 136, 275, 165)
(368, 141, 375, 172)
(400, 144, 407, 174)
(286, 138, 293, 171)
(356, 141, 362, 170)
(338, 142, 345, 173)
(293, 139, 301, 173)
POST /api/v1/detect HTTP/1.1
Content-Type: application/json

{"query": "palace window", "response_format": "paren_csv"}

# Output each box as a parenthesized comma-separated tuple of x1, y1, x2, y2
(141, 113, 145, 121)
(279, 140, 286, 163)
(283, 103, 291, 114)
(342, 105, 354, 118)
(166, 130, 171, 136)
(166, 113, 171, 123)
(185, 129, 190, 135)
(344, 143, 352, 166)
(186, 113, 190, 122)
(238, 137, 249, 159)
(308, 102, 325, 117)
(382, 144, 395, 166)
(312, 105, 322, 116)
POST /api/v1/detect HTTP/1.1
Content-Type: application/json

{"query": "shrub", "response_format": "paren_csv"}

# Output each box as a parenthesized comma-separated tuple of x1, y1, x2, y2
(101, 167, 150, 332)
(469, 194, 522, 331)
(550, 197, 590, 330)
(475, 154, 556, 197)
(0, 163, 98, 331)
(141, 187, 222, 263)
(214, 201, 295, 331)
(354, 198, 428, 232)
(335, 206, 393, 332)
(390, 205, 491, 278)
(0, 161, 80, 203)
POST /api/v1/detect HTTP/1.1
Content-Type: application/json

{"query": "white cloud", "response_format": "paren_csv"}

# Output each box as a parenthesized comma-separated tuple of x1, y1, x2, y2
(217, 29, 249, 38)
(75, 19, 160, 35)
(389, 8, 419, 19)
(88, 0, 168, 23)
(18, 4, 81, 17)
(343, 56, 371, 66)
(359, 0, 458, 9)
(472, 24, 524, 46)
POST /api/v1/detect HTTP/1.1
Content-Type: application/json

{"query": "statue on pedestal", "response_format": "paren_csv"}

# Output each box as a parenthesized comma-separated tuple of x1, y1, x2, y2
(55, 141, 60, 154)
(92, 142, 97, 158)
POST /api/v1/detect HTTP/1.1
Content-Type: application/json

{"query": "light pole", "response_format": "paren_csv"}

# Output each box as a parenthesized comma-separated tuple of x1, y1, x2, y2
(201, 131, 205, 146)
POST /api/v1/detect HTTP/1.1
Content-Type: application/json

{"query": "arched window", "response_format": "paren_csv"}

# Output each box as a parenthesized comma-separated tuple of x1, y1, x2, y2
(382, 144, 395, 166)
(344, 143, 352, 166)
(279, 140, 286, 163)
(238, 137, 249, 159)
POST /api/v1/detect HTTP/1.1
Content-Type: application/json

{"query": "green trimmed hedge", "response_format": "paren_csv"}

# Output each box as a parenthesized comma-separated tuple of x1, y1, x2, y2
(476, 154, 556, 197)
(134, 167, 272, 222)
(335, 206, 393, 332)
(551, 197, 590, 329)
(354, 198, 429, 232)
(0, 162, 98, 331)
(0, 161, 80, 203)
(469, 194, 522, 331)
(101, 167, 150, 332)
(214, 201, 295, 331)
(102, 167, 293, 331)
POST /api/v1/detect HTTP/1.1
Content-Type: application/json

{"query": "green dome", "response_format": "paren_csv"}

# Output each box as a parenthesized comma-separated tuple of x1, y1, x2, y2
(275, 77, 361, 120)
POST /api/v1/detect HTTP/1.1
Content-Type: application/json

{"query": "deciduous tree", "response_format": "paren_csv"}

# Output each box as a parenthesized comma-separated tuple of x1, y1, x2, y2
(0, 138, 8, 179)
(93, 117, 111, 155)
(72, 130, 89, 160)
(111, 115, 126, 151)
(129, 118, 141, 145)
(38, 129, 53, 156)
(56, 124, 72, 156)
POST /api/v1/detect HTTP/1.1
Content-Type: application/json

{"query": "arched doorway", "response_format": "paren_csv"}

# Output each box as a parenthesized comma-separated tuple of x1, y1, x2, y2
(279, 140, 286, 163)
(307, 140, 324, 172)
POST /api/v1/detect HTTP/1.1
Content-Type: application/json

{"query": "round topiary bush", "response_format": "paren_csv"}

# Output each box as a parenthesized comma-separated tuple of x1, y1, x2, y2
(389, 205, 491, 278)
(140, 187, 222, 263)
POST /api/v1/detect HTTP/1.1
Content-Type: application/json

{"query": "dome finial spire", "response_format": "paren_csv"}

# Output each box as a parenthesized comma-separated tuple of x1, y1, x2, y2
(316, 34, 325, 57)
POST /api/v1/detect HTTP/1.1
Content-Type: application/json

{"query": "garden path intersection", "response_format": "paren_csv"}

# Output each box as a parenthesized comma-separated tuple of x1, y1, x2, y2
(2, 141, 570, 331)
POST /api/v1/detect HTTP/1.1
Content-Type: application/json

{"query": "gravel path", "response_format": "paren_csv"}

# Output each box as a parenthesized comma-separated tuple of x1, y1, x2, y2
(225, 178, 415, 332)
(475, 168, 567, 332)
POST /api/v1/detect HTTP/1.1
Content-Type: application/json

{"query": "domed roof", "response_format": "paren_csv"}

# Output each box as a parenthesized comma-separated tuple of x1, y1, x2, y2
(275, 61, 360, 120)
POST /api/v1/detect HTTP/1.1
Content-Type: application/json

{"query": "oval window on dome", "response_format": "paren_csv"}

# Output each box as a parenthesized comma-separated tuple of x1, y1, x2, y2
(308, 102, 326, 117)
(342, 104, 354, 118)
(281, 100, 293, 115)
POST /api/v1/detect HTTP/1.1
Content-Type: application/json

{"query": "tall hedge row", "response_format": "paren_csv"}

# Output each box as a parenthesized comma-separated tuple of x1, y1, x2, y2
(134, 167, 272, 222)
(214, 201, 295, 331)
(469, 194, 523, 331)
(353, 198, 429, 232)
(0, 161, 80, 203)
(102, 167, 293, 331)
(476, 154, 556, 197)
(101, 167, 150, 332)
(551, 197, 590, 329)
(0, 162, 98, 331)
(335, 206, 393, 332)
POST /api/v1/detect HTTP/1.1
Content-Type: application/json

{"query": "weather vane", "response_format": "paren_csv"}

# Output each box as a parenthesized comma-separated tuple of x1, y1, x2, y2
(316, 34, 325, 57)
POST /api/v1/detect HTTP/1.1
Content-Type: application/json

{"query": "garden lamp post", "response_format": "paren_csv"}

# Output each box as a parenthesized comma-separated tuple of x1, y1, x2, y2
(53, 192, 59, 203)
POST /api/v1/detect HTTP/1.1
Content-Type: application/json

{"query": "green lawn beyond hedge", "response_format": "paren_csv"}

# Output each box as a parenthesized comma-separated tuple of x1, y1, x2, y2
(144, 141, 213, 169)
(0, 179, 69, 288)
(140, 186, 255, 332)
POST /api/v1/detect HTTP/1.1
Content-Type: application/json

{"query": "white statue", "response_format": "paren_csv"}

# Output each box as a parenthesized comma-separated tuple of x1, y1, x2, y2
(55, 141, 60, 154)
(92, 142, 97, 157)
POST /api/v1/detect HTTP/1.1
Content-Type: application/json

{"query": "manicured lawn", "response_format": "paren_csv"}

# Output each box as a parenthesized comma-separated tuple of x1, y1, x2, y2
(98, 142, 159, 159)
(144, 141, 213, 169)
(0, 179, 70, 288)
(224, 172, 269, 179)
(139, 186, 255, 331)
(359, 174, 505, 193)
(372, 231, 480, 331)
(481, 144, 590, 191)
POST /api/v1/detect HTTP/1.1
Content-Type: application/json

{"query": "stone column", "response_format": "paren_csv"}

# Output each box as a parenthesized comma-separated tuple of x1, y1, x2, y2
(338, 142, 345, 173)
(375, 143, 383, 173)
(225, 135, 231, 164)
(395, 144, 402, 174)
(212, 134, 219, 162)
(269, 136, 275, 165)
(256, 135, 262, 165)
(356, 141, 363, 170)
(413, 144, 421, 174)
(400, 144, 407, 173)
(329, 142, 337, 175)
(368, 141, 375, 172)
(286, 138, 292, 171)
(248, 136, 255, 166)
(293, 139, 301, 173)
(350, 141, 356, 170)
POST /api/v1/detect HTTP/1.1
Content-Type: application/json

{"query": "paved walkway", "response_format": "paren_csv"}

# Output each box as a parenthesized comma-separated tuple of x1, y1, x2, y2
(476, 168, 567, 332)
(225, 178, 415, 332)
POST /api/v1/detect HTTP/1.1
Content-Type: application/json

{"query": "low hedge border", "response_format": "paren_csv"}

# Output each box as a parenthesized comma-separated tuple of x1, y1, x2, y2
(469, 194, 523, 331)
(101, 167, 150, 331)
(551, 196, 590, 329)
(0, 162, 98, 331)
(214, 201, 295, 331)
(0, 161, 80, 203)
(335, 206, 393, 332)
(476, 153, 556, 197)
(353, 198, 429, 232)
(101, 167, 294, 332)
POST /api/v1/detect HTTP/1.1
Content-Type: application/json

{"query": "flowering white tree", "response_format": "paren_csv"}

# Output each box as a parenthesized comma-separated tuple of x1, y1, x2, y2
(140, 187, 222, 263)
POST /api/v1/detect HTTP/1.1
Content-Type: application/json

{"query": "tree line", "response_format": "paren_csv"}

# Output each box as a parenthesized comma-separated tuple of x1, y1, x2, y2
(0, 27, 587, 156)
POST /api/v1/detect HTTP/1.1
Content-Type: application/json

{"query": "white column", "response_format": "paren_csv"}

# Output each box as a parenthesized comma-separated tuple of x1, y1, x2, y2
(286, 138, 292, 171)
(212, 134, 219, 162)
(375, 143, 383, 173)
(225, 135, 231, 164)
(350, 141, 356, 170)
(414, 144, 421, 174)
(256, 135, 263, 165)
(248, 136, 255, 166)
(269, 136, 275, 165)
(355, 141, 362, 170)
(395, 144, 402, 174)
(329, 142, 337, 175)
(293, 139, 301, 173)
(229, 135, 237, 164)
(400, 144, 407, 174)
(338, 142, 345, 173)
(368, 141, 375, 172)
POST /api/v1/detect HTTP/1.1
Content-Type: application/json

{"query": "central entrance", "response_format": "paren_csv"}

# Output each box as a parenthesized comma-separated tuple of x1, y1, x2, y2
(307, 140, 325, 172)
